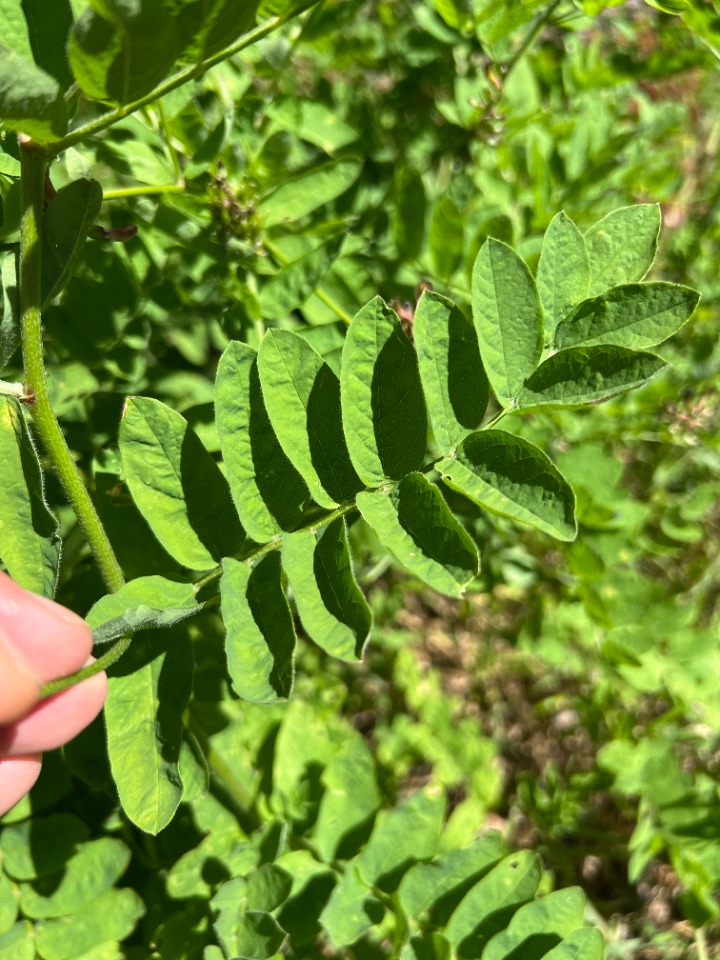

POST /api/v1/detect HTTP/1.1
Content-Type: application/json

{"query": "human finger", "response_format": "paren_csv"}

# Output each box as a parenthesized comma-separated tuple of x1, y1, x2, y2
(0, 755, 42, 817)
(0, 630, 41, 725)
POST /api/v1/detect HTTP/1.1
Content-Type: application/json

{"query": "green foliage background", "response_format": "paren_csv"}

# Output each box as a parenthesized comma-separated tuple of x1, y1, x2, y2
(0, 1, 719, 958)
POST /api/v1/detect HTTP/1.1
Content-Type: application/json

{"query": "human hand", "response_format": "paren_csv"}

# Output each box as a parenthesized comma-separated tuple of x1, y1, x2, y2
(0, 572, 107, 816)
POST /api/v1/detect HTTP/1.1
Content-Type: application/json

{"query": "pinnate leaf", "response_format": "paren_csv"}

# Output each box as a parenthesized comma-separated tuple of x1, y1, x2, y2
(0, 396, 60, 597)
(216, 341, 309, 541)
(258, 329, 362, 508)
(515, 346, 667, 409)
(472, 238, 543, 405)
(554, 282, 699, 350)
(585, 204, 660, 296)
(356, 473, 479, 597)
(437, 430, 577, 542)
(536, 211, 589, 337)
(221, 554, 296, 703)
(282, 517, 371, 661)
(120, 396, 244, 570)
(414, 292, 488, 454)
(341, 297, 427, 486)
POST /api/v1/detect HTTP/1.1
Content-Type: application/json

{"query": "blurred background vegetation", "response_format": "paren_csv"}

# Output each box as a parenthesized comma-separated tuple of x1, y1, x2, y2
(1, 1, 719, 956)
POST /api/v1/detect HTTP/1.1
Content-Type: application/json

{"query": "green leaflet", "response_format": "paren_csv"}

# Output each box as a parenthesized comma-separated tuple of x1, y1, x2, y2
(429, 195, 464, 279)
(260, 234, 343, 321)
(356, 784, 446, 890)
(536, 211, 590, 338)
(0, 45, 67, 141)
(393, 166, 427, 261)
(0, 252, 20, 373)
(471, 238, 543, 406)
(258, 329, 362, 508)
(320, 867, 380, 948)
(215, 341, 309, 541)
(282, 517, 371, 661)
(341, 297, 428, 486)
(314, 735, 379, 863)
(437, 430, 577, 542)
(119, 396, 244, 571)
(221, 554, 296, 703)
(414, 292, 488, 454)
(543, 927, 607, 959)
(515, 346, 667, 409)
(554, 282, 699, 351)
(0, 872, 15, 934)
(0, 396, 60, 597)
(0, 923, 33, 960)
(260, 156, 362, 228)
(18, 838, 129, 919)
(104, 625, 193, 834)
(14, 0, 75, 89)
(86, 576, 200, 645)
(356, 473, 479, 597)
(33, 888, 144, 960)
(397, 833, 506, 923)
(0, 814, 90, 880)
(482, 887, 587, 960)
(444, 851, 542, 956)
(68, 0, 180, 105)
(267, 97, 359, 153)
(585, 204, 661, 296)
(179, 0, 262, 61)
(41, 179, 103, 306)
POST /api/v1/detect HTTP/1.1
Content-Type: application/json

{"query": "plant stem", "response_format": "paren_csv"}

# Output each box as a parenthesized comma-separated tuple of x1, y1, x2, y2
(19, 142, 125, 595)
(501, 0, 563, 82)
(47, 1, 322, 157)
(695, 926, 709, 960)
(101, 184, 185, 200)
(40, 636, 131, 698)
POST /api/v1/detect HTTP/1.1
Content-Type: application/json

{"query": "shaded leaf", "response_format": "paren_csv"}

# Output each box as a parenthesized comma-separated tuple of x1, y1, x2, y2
(0, 252, 20, 373)
(260, 235, 343, 321)
(0, 814, 90, 881)
(341, 297, 427, 486)
(515, 346, 667, 409)
(0, 396, 60, 596)
(429, 195, 464, 278)
(282, 517, 371, 661)
(437, 430, 577, 542)
(543, 927, 607, 959)
(320, 867, 382, 948)
(104, 624, 193, 834)
(0, 45, 67, 141)
(554, 282, 699, 351)
(19, 0, 75, 89)
(41, 178, 103, 306)
(258, 329, 362, 508)
(222, 553, 296, 703)
(33, 888, 144, 960)
(414, 292, 488, 454)
(357, 473, 479, 596)
(314, 735, 379, 863)
(472, 238, 543, 405)
(119, 396, 244, 571)
(216, 341, 309, 541)
(482, 887, 587, 960)
(536, 211, 589, 338)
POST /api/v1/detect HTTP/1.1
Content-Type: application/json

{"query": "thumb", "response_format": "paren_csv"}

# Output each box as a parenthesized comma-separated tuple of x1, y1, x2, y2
(0, 631, 41, 725)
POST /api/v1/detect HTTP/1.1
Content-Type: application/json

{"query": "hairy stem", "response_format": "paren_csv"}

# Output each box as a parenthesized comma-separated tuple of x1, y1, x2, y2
(20, 142, 125, 596)
(40, 636, 131, 698)
(48, 1, 322, 157)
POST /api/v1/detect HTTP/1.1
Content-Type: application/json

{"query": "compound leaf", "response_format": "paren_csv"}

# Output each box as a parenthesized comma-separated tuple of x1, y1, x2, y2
(471, 238, 543, 406)
(341, 297, 427, 486)
(437, 430, 576, 542)
(414, 292, 488, 454)
(120, 396, 244, 571)
(222, 553, 295, 703)
(357, 473, 479, 597)
(282, 517, 371, 661)
(515, 346, 667, 409)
